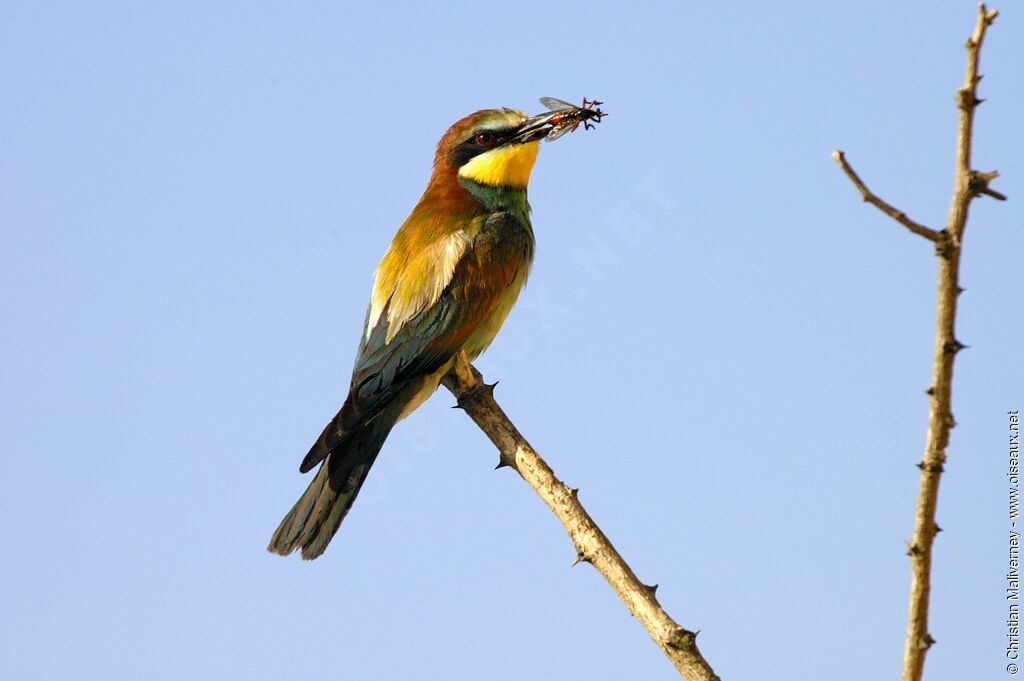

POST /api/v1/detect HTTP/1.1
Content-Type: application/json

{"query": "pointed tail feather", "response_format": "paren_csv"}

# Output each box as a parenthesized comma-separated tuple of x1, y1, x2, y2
(268, 419, 392, 560)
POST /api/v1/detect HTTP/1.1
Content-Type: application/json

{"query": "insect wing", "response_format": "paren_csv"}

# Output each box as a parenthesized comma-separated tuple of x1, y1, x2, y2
(540, 96, 577, 112)
(545, 121, 579, 141)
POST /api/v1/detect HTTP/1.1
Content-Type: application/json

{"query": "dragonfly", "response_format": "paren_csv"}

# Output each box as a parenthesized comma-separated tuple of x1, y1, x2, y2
(538, 97, 607, 141)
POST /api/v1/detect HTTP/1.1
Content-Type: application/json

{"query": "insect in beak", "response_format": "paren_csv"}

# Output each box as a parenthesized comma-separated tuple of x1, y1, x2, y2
(512, 97, 608, 144)
(538, 96, 607, 140)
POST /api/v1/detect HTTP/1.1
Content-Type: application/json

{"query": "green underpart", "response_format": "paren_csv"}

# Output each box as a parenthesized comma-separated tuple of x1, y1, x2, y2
(458, 179, 532, 227)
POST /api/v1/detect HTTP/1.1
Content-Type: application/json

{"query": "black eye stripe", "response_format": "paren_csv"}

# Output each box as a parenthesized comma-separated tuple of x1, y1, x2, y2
(448, 128, 513, 168)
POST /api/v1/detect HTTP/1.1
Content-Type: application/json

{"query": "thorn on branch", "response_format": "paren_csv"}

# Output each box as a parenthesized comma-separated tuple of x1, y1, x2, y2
(943, 338, 967, 355)
(934, 524, 943, 534)
(906, 541, 922, 557)
(572, 550, 592, 567)
(667, 627, 699, 652)
(978, 187, 1011, 200)
(921, 633, 937, 650)
(969, 170, 1007, 201)
(925, 386, 935, 396)
(450, 377, 499, 413)
(494, 449, 517, 470)
(643, 582, 660, 596)
(566, 486, 580, 500)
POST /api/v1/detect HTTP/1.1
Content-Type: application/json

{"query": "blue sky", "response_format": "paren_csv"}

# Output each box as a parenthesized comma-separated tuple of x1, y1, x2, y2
(2, 2, 1021, 679)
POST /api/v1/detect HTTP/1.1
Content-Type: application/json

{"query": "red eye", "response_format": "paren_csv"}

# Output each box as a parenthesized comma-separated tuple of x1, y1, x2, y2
(475, 132, 495, 147)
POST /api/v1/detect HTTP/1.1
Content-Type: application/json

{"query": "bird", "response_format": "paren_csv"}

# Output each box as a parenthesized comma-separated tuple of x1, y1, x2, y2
(268, 102, 589, 559)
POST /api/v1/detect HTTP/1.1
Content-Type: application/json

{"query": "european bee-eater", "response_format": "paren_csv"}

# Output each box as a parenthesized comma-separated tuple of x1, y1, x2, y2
(268, 102, 595, 559)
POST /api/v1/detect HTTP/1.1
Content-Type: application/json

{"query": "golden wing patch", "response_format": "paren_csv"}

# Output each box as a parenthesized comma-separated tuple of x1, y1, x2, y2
(367, 230, 472, 344)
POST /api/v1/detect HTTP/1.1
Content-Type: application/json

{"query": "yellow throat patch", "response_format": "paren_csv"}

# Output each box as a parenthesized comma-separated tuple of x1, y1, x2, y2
(458, 141, 540, 188)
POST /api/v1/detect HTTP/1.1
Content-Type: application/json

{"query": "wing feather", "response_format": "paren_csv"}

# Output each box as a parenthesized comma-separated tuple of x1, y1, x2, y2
(366, 228, 472, 344)
(300, 213, 532, 473)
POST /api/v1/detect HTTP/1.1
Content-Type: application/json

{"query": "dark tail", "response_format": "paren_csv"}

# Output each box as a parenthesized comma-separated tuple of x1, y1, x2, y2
(267, 417, 392, 560)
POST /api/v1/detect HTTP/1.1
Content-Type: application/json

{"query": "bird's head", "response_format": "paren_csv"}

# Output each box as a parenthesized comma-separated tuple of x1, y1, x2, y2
(434, 108, 564, 190)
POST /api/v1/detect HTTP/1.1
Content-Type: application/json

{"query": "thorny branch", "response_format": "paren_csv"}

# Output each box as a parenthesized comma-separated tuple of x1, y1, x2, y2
(442, 354, 720, 681)
(833, 5, 1003, 681)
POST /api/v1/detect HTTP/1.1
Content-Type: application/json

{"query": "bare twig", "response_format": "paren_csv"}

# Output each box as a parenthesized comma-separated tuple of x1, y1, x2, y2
(831, 150, 943, 242)
(833, 6, 1002, 681)
(442, 353, 719, 681)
